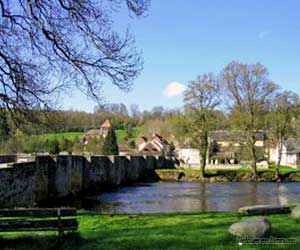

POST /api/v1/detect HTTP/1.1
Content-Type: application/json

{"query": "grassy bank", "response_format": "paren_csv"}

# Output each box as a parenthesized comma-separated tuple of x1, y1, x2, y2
(1, 212, 299, 250)
(156, 166, 300, 182)
(157, 165, 300, 175)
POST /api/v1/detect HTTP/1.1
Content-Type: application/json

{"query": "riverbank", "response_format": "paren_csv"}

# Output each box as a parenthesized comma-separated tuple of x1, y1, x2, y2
(1, 211, 299, 250)
(156, 166, 300, 182)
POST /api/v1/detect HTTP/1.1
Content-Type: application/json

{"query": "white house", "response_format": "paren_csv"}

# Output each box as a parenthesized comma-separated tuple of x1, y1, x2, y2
(176, 147, 201, 167)
(176, 130, 266, 168)
(270, 138, 300, 168)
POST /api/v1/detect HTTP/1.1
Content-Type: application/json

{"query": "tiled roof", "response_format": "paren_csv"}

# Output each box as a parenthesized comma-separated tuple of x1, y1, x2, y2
(118, 144, 131, 152)
(82, 129, 102, 140)
(209, 130, 264, 142)
(152, 133, 169, 145)
(101, 119, 112, 128)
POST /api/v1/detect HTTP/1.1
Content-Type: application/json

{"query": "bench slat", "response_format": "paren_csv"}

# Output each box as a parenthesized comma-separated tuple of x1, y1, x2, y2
(0, 208, 77, 218)
(0, 219, 78, 231)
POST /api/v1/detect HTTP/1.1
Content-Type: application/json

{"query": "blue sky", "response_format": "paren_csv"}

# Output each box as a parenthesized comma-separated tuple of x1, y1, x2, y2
(62, 0, 300, 113)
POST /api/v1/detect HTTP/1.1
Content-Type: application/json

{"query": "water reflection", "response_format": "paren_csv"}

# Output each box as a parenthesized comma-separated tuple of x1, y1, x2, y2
(85, 182, 300, 214)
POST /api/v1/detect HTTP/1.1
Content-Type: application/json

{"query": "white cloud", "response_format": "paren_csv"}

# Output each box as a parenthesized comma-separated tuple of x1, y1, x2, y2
(163, 81, 187, 97)
(258, 31, 270, 40)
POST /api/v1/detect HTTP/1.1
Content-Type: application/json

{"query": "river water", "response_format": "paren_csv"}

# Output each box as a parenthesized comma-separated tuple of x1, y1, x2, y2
(85, 182, 300, 214)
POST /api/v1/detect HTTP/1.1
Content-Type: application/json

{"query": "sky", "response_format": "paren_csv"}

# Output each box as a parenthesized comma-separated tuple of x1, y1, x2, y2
(62, 0, 300, 113)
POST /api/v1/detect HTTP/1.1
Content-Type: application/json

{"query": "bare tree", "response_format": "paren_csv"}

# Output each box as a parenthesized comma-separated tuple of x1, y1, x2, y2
(0, 0, 149, 124)
(222, 61, 278, 176)
(267, 91, 300, 178)
(184, 73, 221, 176)
(130, 104, 140, 117)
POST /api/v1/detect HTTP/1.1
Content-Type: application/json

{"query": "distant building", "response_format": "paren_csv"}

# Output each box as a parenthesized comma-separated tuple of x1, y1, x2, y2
(82, 119, 112, 144)
(176, 147, 200, 167)
(137, 136, 148, 151)
(269, 138, 300, 167)
(99, 119, 112, 138)
(208, 130, 265, 164)
(118, 144, 132, 156)
(176, 130, 266, 167)
(138, 133, 170, 156)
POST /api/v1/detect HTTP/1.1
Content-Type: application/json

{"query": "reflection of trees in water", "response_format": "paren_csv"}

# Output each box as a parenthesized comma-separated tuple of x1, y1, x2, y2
(249, 183, 258, 205)
(84, 182, 300, 214)
(199, 183, 208, 212)
(277, 184, 289, 205)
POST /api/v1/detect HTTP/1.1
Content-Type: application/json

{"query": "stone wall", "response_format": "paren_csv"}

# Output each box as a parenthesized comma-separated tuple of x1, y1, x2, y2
(0, 155, 161, 208)
(0, 162, 35, 208)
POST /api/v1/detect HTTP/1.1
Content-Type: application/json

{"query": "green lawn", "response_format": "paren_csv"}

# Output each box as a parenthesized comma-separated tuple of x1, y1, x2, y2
(37, 126, 141, 143)
(1, 212, 299, 250)
(37, 132, 84, 141)
(115, 126, 141, 142)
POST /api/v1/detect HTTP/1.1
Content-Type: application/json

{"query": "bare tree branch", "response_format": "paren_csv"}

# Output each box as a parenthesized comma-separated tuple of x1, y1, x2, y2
(0, 0, 149, 125)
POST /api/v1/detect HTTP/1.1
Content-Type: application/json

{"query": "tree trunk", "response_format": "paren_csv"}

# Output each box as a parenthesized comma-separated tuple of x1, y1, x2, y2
(276, 142, 283, 180)
(252, 159, 257, 177)
(251, 145, 258, 177)
(201, 153, 206, 177)
(200, 133, 208, 178)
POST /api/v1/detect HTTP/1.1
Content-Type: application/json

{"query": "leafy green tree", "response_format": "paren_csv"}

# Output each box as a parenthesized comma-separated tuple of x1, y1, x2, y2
(102, 128, 119, 155)
(222, 61, 278, 176)
(85, 137, 103, 155)
(126, 124, 133, 138)
(128, 140, 136, 149)
(0, 109, 11, 142)
(169, 114, 191, 146)
(73, 141, 85, 154)
(4, 129, 25, 153)
(184, 73, 221, 176)
(59, 137, 73, 153)
(267, 91, 300, 178)
(23, 136, 43, 153)
(47, 139, 60, 154)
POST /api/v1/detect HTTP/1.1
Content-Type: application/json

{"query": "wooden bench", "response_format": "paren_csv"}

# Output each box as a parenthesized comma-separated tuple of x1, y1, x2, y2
(0, 208, 78, 237)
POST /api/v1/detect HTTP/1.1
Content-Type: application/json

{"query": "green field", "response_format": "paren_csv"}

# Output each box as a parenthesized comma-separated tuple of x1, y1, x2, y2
(35, 126, 142, 143)
(1, 212, 299, 250)
(115, 126, 141, 142)
(37, 132, 84, 141)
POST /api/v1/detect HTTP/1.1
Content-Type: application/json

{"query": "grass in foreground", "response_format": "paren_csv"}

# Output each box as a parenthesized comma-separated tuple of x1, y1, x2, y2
(1, 212, 300, 250)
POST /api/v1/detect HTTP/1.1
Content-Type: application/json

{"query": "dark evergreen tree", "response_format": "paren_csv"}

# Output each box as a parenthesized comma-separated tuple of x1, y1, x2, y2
(48, 138, 60, 155)
(102, 128, 119, 155)
(0, 109, 11, 142)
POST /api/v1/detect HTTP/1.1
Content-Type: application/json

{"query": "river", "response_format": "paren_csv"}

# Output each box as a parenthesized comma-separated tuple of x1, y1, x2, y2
(82, 182, 300, 214)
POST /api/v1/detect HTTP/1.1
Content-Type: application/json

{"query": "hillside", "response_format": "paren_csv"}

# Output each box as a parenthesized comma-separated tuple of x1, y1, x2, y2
(36, 126, 142, 143)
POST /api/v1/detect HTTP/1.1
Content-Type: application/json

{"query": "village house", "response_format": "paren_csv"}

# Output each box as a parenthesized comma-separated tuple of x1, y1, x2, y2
(82, 119, 112, 144)
(176, 146, 200, 167)
(176, 130, 266, 167)
(138, 133, 170, 156)
(269, 138, 300, 168)
(208, 130, 265, 164)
